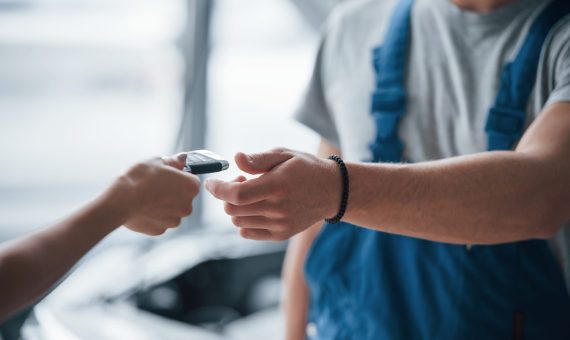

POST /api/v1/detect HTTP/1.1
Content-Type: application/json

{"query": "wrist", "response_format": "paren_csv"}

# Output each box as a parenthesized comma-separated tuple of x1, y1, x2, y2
(323, 155, 349, 223)
(95, 176, 137, 230)
(322, 160, 340, 219)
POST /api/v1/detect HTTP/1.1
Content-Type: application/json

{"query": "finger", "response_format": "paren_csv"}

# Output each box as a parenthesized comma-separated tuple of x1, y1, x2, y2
(168, 199, 194, 217)
(205, 178, 274, 205)
(140, 224, 169, 236)
(239, 228, 273, 241)
(235, 148, 293, 175)
(183, 172, 201, 191)
(161, 152, 188, 170)
(225, 201, 264, 217)
(124, 216, 154, 229)
(124, 216, 170, 235)
(224, 200, 285, 218)
(170, 167, 201, 193)
(137, 212, 182, 226)
(147, 213, 183, 229)
(146, 227, 168, 236)
(231, 215, 283, 230)
(147, 188, 196, 218)
(232, 175, 247, 183)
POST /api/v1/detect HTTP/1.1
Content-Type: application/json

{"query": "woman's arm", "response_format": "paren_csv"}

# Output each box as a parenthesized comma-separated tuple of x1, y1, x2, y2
(0, 154, 200, 321)
(206, 102, 570, 244)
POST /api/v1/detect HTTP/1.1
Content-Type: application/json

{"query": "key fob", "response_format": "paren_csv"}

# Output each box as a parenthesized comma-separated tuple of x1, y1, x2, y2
(183, 150, 230, 174)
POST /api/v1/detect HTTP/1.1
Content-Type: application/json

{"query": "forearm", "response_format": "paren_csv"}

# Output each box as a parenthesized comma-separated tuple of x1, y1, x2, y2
(0, 190, 126, 320)
(282, 222, 322, 340)
(344, 150, 569, 244)
(0, 153, 199, 321)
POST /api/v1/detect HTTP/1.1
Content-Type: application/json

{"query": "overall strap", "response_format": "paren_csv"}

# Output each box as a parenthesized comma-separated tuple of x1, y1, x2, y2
(486, 0, 570, 151)
(369, 0, 415, 163)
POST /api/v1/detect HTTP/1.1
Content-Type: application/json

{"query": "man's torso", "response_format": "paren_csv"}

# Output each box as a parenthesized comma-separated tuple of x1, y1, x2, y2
(296, 0, 570, 290)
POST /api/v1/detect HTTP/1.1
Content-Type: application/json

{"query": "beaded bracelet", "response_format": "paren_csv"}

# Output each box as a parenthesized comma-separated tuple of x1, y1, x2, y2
(325, 155, 349, 224)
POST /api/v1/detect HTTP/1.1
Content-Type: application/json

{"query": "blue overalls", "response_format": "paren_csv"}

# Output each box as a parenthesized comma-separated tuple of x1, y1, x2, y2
(304, 0, 570, 339)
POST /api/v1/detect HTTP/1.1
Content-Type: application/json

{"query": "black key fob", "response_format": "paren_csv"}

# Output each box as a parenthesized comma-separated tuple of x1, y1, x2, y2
(183, 150, 230, 174)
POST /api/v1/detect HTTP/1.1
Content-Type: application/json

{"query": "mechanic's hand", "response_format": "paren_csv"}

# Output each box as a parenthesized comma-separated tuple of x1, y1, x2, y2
(205, 148, 341, 241)
(107, 153, 200, 236)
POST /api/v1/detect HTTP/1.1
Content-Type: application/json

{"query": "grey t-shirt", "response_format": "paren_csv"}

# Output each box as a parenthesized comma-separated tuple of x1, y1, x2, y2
(296, 0, 570, 287)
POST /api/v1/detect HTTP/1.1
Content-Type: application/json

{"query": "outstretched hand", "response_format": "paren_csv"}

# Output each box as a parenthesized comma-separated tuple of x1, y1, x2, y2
(205, 148, 341, 241)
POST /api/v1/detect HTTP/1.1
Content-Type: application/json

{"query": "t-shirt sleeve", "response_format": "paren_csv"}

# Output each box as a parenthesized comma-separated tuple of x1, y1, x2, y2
(545, 26, 570, 106)
(294, 36, 341, 148)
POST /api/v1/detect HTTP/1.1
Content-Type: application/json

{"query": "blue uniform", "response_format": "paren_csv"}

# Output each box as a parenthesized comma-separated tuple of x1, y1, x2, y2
(305, 0, 570, 338)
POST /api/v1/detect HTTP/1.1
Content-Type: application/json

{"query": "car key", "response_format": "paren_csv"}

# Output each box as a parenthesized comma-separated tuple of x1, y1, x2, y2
(183, 150, 230, 174)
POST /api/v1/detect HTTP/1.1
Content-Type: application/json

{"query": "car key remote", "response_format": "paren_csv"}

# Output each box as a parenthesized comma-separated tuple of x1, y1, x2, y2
(183, 150, 230, 174)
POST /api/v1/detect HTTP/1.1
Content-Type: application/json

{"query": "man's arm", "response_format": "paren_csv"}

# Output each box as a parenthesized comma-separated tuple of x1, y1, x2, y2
(281, 140, 338, 340)
(206, 102, 570, 244)
(0, 154, 199, 321)
(344, 101, 570, 243)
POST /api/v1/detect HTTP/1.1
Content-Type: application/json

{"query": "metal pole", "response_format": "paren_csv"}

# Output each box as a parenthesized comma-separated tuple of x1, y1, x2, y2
(177, 0, 212, 229)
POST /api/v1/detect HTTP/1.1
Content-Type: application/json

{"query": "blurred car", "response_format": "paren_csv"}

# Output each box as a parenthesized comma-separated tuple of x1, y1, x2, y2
(19, 230, 286, 340)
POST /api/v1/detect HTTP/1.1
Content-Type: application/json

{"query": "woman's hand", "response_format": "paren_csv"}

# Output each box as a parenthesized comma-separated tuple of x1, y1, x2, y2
(105, 153, 200, 236)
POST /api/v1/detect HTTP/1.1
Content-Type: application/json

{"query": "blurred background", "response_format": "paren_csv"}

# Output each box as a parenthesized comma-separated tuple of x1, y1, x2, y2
(0, 0, 347, 339)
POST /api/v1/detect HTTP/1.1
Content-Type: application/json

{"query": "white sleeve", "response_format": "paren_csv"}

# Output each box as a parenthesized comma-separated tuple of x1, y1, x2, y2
(294, 34, 341, 148)
(545, 21, 570, 106)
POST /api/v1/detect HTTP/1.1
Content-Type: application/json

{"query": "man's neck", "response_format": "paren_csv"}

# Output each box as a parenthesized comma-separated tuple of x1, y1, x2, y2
(452, 0, 517, 13)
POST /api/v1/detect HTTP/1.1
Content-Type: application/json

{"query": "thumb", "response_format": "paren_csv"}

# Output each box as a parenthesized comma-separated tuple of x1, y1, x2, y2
(235, 149, 293, 175)
(161, 152, 187, 170)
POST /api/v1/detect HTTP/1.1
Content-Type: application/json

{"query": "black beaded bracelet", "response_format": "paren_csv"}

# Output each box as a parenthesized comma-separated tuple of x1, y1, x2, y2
(325, 155, 349, 224)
